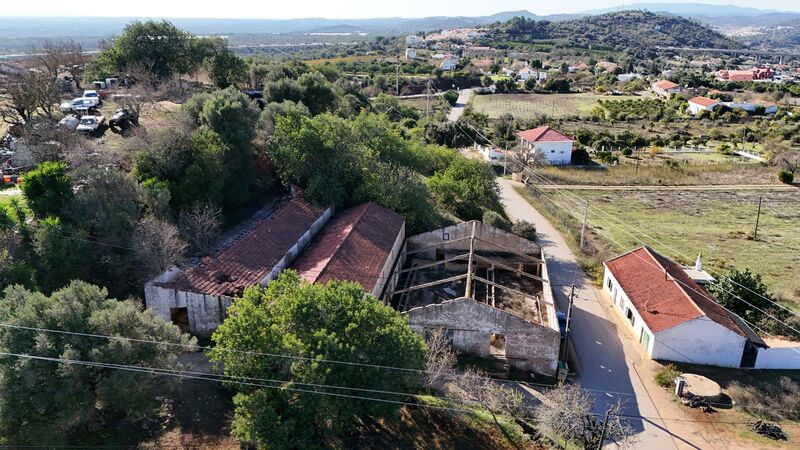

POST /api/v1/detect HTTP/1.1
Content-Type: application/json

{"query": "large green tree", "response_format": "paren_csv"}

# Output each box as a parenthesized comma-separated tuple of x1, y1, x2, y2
(209, 272, 426, 448)
(20, 161, 72, 219)
(708, 268, 777, 329)
(0, 281, 195, 445)
(31, 217, 86, 293)
(428, 157, 501, 220)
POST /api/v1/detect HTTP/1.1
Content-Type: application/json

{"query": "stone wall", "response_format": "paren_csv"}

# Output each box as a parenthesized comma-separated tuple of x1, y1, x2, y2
(403, 298, 560, 376)
(406, 221, 540, 260)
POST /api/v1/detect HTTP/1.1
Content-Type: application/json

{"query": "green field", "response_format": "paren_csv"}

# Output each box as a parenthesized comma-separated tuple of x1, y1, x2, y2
(516, 186, 800, 308)
(471, 92, 642, 119)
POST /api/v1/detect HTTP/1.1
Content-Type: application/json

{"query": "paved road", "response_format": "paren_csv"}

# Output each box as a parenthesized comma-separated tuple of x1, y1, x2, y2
(533, 183, 796, 191)
(447, 88, 472, 122)
(498, 178, 705, 449)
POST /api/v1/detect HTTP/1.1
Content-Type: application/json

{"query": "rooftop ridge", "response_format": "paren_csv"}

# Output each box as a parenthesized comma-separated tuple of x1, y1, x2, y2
(310, 203, 371, 284)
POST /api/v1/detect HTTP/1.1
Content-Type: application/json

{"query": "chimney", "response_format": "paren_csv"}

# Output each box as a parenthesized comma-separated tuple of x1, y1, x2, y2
(695, 254, 702, 272)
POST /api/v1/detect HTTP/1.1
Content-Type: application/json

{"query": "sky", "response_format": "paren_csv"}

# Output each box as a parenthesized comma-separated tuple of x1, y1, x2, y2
(1, 0, 799, 19)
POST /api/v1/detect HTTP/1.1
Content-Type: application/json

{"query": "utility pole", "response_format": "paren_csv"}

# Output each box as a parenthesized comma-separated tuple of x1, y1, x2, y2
(596, 409, 611, 450)
(425, 78, 431, 119)
(396, 65, 400, 96)
(635, 156, 640, 175)
(753, 196, 762, 239)
(579, 201, 589, 251)
(560, 284, 575, 363)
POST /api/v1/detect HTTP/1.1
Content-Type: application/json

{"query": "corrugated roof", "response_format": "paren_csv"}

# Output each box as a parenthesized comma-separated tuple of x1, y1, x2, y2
(605, 246, 750, 337)
(517, 126, 573, 143)
(292, 202, 404, 293)
(158, 196, 328, 297)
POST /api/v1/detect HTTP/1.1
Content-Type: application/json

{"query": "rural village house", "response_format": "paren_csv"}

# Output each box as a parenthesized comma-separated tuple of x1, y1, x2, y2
(603, 246, 765, 368)
(517, 126, 575, 165)
(144, 195, 404, 335)
(686, 96, 720, 115)
(651, 79, 682, 97)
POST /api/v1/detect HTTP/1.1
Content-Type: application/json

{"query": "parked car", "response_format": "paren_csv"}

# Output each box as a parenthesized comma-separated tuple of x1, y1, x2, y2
(76, 115, 105, 134)
(60, 98, 97, 113)
(58, 115, 80, 131)
(108, 108, 138, 128)
(82, 90, 102, 105)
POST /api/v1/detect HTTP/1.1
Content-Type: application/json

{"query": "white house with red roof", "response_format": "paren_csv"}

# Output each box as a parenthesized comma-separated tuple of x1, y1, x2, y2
(517, 126, 574, 165)
(687, 96, 720, 115)
(603, 246, 764, 368)
(651, 79, 681, 97)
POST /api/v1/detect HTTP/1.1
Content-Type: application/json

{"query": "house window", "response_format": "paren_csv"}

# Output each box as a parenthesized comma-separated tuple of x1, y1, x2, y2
(639, 329, 651, 350)
(442, 232, 450, 241)
(626, 308, 635, 327)
(607, 278, 612, 290)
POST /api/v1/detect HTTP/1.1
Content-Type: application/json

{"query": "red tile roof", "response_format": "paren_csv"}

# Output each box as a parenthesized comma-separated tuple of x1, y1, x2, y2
(159, 196, 328, 297)
(605, 246, 747, 336)
(293, 202, 404, 293)
(653, 80, 679, 90)
(688, 96, 719, 107)
(518, 126, 573, 143)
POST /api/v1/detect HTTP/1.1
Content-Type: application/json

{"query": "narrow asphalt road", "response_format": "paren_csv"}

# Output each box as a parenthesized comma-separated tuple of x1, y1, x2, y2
(533, 184, 795, 191)
(498, 178, 707, 449)
(447, 88, 472, 122)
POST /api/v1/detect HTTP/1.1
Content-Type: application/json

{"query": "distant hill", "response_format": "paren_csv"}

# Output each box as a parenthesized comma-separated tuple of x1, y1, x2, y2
(489, 11, 739, 51)
(582, 3, 800, 27)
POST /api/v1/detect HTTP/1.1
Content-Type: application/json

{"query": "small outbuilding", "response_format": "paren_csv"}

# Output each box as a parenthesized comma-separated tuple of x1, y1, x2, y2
(603, 246, 765, 368)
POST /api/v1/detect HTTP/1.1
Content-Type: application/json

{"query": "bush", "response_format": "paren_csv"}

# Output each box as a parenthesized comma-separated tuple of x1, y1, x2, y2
(728, 377, 800, 421)
(482, 210, 511, 231)
(654, 364, 680, 388)
(511, 220, 537, 241)
(20, 161, 72, 219)
(443, 90, 459, 106)
(778, 169, 794, 184)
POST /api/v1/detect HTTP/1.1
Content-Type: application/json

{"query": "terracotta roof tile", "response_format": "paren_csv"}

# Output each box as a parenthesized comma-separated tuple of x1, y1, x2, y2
(605, 246, 748, 337)
(688, 96, 719, 107)
(653, 80, 679, 90)
(517, 126, 573, 143)
(158, 196, 328, 297)
(292, 203, 404, 293)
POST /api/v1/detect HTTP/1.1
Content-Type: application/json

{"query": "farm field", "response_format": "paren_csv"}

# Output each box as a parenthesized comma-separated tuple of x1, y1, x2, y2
(523, 186, 800, 308)
(471, 92, 641, 119)
(535, 163, 776, 186)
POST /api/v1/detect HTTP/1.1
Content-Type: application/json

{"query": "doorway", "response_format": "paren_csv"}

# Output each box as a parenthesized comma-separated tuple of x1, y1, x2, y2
(170, 307, 190, 333)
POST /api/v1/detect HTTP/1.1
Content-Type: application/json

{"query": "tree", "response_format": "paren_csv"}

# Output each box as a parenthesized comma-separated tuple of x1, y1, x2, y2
(102, 20, 192, 79)
(511, 220, 537, 241)
(428, 157, 501, 220)
(482, 210, 511, 232)
(31, 216, 86, 293)
(0, 281, 195, 445)
(34, 40, 86, 88)
(533, 384, 635, 448)
(131, 215, 187, 282)
(21, 161, 72, 219)
(178, 202, 223, 254)
(0, 71, 61, 125)
(207, 49, 248, 88)
(542, 78, 571, 93)
(708, 268, 775, 328)
(298, 71, 337, 115)
(208, 271, 426, 447)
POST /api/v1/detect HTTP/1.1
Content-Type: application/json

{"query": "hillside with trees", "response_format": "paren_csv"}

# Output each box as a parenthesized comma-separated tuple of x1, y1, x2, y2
(487, 11, 739, 52)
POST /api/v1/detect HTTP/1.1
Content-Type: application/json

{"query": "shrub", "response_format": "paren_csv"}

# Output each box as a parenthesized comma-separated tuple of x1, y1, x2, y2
(511, 220, 537, 241)
(654, 364, 680, 388)
(482, 210, 511, 231)
(442, 90, 459, 106)
(728, 377, 800, 421)
(778, 169, 794, 184)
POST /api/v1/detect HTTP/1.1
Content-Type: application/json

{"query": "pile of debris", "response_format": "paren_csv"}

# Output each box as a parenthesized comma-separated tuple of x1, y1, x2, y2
(751, 420, 787, 440)
(680, 392, 714, 413)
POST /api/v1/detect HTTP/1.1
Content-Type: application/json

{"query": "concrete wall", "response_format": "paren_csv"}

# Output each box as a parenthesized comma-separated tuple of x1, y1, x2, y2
(372, 222, 406, 299)
(144, 268, 232, 336)
(604, 265, 746, 367)
(755, 346, 800, 369)
(406, 221, 539, 260)
(403, 298, 560, 376)
(653, 319, 746, 367)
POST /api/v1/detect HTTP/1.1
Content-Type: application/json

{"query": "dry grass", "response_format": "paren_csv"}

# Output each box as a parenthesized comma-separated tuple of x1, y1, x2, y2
(536, 163, 776, 186)
(471, 93, 641, 119)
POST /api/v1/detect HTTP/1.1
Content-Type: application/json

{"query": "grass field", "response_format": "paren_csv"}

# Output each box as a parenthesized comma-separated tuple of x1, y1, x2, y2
(471, 92, 642, 119)
(536, 163, 776, 186)
(516, 186, 800, 309)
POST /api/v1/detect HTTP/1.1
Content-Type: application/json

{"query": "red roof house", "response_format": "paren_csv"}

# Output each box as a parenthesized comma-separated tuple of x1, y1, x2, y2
(603, 246, 763, 367)
(517, 126, 574, 165)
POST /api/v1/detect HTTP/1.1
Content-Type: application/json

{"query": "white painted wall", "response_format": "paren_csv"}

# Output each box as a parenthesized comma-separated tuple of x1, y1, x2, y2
(372, 222, 406, 299)
(687, 102, 718, 115)
(603, 268, 656, 356)
(520, 140, 573, 165)
(653, 318, 745, 367)
(755, 346, 800, 369)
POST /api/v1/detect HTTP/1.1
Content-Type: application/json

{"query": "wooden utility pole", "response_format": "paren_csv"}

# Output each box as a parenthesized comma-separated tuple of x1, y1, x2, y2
(753, 196, 763, 239)
(465, 222, 476, 299)
(596, 409, 611, 450)
(579, 201, 589, 251)
(396, 65, 400, 96)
